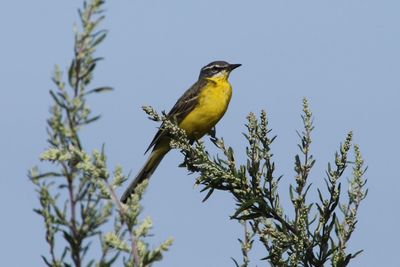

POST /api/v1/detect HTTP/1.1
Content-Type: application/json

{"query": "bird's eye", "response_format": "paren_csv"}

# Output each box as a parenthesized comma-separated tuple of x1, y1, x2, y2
(212, 66, 219, 71)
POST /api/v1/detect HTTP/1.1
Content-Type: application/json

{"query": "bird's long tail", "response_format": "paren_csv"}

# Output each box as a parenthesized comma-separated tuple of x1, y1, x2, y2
(121, 145, 169, 203)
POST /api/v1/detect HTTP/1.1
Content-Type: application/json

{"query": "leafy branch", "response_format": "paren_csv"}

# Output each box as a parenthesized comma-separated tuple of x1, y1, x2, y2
(142, 98, 367, 267)
(30, 1, 172, 266)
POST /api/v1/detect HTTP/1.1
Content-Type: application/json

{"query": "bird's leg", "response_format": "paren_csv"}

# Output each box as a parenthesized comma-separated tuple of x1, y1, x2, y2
(179, 139, 195, 169)
(208, 126, 219, 145)
(179, 152, 199, 173)
(208, 126, 216, 139)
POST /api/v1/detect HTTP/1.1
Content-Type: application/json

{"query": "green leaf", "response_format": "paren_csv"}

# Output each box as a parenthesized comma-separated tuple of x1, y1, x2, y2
(231, 257, 240, 267)
(68, 59, 76, 88)
(41, 255, 52, 267)
(202, 188, 215, 202)
(85, 86, 113, 95)
(83, 114, 101, 125)
(232, 198, 261, 218)
(92, 31, 107, 47)
(50, 90, 67, 109)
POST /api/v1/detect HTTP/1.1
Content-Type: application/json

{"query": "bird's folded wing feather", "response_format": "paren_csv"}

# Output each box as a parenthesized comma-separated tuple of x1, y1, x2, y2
(144, 79, 207, 153)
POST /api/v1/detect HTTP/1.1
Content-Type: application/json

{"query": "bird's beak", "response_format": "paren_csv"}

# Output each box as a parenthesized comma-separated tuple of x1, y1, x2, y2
(228, 63, 241, 71)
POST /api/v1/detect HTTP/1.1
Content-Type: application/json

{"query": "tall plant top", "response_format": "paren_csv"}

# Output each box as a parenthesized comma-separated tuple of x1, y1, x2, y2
(142, 97, 367, 267)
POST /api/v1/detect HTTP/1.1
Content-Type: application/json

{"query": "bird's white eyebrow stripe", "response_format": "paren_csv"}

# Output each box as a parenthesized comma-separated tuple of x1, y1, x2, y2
(202, 65, 215, 71)
(202, 64, 223, 71)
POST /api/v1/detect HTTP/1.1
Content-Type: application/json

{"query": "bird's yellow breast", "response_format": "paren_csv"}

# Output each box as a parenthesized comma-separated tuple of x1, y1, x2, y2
(179, 77, 232, 139)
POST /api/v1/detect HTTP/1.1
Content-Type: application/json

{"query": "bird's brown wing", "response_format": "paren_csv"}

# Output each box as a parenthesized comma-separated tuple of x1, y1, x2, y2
(144, 79, 207, 153)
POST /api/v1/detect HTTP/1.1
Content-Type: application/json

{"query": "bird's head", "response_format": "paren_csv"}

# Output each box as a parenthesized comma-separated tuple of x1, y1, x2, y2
(199, 61, 241, 80)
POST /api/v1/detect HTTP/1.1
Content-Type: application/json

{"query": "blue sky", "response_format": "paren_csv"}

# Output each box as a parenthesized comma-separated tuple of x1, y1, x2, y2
(1, 0, 399, 266)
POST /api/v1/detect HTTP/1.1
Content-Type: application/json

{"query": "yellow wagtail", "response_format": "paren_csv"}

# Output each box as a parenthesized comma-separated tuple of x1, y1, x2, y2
(121, 61, 241, 203)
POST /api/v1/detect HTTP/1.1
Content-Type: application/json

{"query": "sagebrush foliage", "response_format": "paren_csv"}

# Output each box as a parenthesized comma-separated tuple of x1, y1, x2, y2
(143, 98, 367, 267)
(30, 1, 172, 266)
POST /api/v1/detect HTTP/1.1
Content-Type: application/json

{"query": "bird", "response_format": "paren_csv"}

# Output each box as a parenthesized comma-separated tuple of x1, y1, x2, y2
(121, 60, 241, 203)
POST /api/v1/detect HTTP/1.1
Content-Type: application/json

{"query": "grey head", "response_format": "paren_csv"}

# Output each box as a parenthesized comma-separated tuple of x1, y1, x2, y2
(199, 60, 241, 79)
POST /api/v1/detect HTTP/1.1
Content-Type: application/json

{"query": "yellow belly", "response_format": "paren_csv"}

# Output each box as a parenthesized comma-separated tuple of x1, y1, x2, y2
(179, 80, 232, 139)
